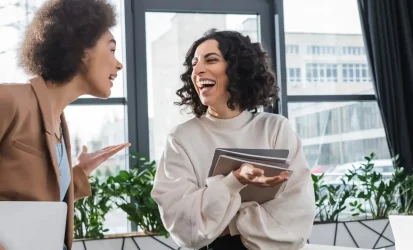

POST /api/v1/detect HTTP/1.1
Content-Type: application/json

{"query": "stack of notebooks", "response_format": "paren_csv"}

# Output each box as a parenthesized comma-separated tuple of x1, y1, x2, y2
(208, 148, 292, 204)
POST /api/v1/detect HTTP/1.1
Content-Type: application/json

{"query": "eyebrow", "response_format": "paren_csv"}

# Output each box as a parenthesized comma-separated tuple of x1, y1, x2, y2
(109, 39, 116, 45)
(192, 52, 222, 61)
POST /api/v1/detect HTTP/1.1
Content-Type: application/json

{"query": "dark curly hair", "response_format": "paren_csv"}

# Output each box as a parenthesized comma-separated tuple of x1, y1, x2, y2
(176, 29, 278, 118)
(19, 0, 116, 83)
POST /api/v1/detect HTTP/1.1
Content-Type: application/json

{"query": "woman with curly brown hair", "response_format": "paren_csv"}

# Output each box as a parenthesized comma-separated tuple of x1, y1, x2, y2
(0, 1, 129, 249)
(151, 30, 315, 250)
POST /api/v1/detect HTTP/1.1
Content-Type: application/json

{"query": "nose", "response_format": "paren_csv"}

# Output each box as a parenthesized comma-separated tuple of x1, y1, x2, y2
(193, 61, 206, 76)
(116, 59, 123, 71)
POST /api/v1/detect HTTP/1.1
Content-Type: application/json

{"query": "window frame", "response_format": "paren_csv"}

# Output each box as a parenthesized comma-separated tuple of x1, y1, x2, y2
(274, 0, 377, 118)
(125, 0, 278, 158)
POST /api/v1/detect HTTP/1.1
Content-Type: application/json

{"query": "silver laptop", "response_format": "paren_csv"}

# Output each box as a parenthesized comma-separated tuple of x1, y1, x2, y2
(0, 201, 67, 250)
(389, 215, 413, 250)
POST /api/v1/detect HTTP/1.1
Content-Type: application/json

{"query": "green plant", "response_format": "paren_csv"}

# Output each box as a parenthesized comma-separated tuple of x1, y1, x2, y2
(399, 174, 413, 215)
(106, 153, 168, 236)
(392, 155, 413, 215)
(349, 153, 402, 219)
(74, 176, 113, 239)
(312, 171, 358, 222)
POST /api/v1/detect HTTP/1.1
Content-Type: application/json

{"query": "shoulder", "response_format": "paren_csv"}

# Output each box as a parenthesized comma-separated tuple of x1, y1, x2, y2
(0, 83, 37, 116)
(0, 84, 18, 115)
(167, 117, 203, 141)
(0, 83, 34, 104)
(252, 112, 291, 131)
(253, 111, 288, 122)
(165, 115, 225, 153)
(252, 112, 300, 148)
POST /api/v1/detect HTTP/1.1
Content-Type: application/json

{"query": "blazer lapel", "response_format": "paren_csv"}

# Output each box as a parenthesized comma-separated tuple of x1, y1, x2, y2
(29, 76, 60, 189)
(61, 113, 72, 167)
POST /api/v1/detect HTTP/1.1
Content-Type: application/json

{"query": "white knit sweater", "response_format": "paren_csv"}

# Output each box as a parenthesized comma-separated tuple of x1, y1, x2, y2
(151, 111, 315, 250)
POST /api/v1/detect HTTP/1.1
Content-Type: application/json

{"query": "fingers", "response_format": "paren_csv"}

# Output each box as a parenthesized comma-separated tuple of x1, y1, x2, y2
(241, 164, 264, 176)
(264, 171, 289, 182)
(238, 165, 289, 187)
(82, 145, 88, 153)
(249, 171, 289, 188)
(102, 143, 131, 151)
(98, 143, 131, 161)
(250, 167, 265, 176)
(263, 173, 289, 187)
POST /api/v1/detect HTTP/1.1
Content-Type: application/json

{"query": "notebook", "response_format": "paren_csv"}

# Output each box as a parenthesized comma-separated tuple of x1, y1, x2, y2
(208, 148, 292, 204)
(0, 201, 67, 250)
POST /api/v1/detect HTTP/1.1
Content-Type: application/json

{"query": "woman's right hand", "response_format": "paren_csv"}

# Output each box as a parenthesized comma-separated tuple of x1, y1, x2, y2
(233, 163, 289, 188)
(0, 244, 5, 250)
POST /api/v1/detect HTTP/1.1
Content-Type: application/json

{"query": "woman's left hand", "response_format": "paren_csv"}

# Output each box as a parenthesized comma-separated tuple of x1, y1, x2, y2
(76, 143, 131, 176)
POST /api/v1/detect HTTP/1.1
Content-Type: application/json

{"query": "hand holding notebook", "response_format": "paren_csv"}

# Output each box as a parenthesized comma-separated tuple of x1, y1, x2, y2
(209, 148, 293, 204)
(233, 163, 289, 187)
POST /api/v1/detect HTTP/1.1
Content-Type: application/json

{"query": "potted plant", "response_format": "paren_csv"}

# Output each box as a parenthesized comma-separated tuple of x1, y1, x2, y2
(309, 153, 398, 250)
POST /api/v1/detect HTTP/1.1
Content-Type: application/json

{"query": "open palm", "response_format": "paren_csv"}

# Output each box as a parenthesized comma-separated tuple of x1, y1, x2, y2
(76, 143, 131, 176)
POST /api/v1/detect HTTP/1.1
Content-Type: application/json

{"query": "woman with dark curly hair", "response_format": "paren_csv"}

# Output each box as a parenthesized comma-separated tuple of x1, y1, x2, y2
(0, 0, 129, 249)
(151, 30, 315, 250)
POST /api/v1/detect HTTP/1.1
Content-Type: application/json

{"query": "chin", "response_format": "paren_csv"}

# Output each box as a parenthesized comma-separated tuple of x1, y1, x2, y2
(200, 98, 212, 107)
(90, 89, 111, 99)
(101, 90, 111, 99)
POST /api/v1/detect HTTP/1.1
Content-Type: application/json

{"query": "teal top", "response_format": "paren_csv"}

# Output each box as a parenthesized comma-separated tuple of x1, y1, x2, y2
(56, 138, 71, 250)
(55, 138, 71, 201)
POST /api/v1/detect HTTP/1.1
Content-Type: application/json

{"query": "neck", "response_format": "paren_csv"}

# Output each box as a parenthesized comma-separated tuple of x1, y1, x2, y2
(45, 75, 87, 125)
(208, 105, 242, 119)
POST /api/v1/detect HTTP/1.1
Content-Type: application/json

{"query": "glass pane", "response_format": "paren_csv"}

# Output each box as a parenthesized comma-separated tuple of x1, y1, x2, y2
(146, 12, 260, 161)
(288, 102, 392, 182)
(64, 105, 128, 234)
(283, 0, 374, 95)
(0, 0, 126, 98)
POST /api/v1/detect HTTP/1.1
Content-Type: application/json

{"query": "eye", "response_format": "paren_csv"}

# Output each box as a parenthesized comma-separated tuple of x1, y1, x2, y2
(191, 61, 197, 67)
(111, 49, 116, 54)
(207, 58, 218, 63)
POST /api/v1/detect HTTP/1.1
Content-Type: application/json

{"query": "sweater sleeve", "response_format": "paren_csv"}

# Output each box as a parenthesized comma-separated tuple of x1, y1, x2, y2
(151, 134, 246, 249)
(235, 120, 316, 250)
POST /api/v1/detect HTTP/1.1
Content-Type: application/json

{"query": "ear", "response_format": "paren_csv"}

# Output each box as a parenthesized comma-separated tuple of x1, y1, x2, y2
(81, 50, 92, 65)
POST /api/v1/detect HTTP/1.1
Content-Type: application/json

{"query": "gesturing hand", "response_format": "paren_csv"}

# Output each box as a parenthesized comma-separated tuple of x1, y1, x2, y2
(76, 143, 131, 176)
(233, 163, 289, 188)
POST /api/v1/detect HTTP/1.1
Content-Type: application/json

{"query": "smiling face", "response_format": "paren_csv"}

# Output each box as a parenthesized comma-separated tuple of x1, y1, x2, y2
(191, 39, 229, 108)
(82, 30, 123, 98)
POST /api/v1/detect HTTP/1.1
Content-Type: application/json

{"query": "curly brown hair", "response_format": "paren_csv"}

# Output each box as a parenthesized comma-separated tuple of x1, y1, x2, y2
(19, 0, 116, 83)
(176, 29, 278, 118)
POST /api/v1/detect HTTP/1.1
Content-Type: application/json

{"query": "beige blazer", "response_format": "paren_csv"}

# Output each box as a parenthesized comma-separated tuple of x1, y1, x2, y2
(0, 76, 92, 250)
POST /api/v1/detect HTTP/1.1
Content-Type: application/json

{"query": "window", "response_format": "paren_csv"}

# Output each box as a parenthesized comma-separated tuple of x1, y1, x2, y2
(288, 68, 301, 83)
(343, 46, 365, 55)
(284, 0, 390, 188)
(284, 0, 375, 95)
(307, 45, 336, 55)
(293, 102, 385, 139)
(343, 63, 371, 82)
(306, 63, 338, 83)
(289, 102, 390, 170)
(286, 44, 299, 54)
